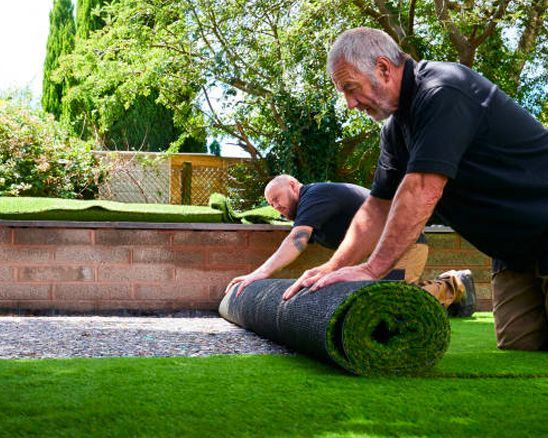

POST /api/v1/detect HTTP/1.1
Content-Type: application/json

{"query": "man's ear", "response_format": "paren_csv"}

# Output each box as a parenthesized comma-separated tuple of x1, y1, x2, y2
(376, 57, 392, 83)
(288, 179, 299, 196)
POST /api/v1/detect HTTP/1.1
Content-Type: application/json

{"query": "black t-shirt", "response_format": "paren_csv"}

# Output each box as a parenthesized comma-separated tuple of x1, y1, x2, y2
(293, 182, 426, 249)
(371, 59, 548, 273)
(293, 183, 369, 249)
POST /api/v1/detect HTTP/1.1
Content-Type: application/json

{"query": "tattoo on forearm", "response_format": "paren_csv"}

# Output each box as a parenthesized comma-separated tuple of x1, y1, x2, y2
(292, 230, 311, 252)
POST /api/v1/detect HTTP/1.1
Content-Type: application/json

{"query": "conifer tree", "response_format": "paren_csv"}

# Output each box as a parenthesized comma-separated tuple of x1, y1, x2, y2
(42, 0, 75, 119)
(76, 0, 108, 40)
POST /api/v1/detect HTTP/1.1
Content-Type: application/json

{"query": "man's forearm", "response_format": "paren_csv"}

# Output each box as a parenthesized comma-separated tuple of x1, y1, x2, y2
(365, 173, 447, 278)
(255, 226, 311, 276)
(328, 196, 391, 269)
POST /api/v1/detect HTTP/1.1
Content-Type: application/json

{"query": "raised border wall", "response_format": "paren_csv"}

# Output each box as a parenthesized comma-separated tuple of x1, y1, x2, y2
(0, 222, 492, 313)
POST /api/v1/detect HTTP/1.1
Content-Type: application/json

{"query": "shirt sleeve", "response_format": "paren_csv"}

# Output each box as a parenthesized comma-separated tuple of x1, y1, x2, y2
(370, 121, 407, 200)
(407, 86, 483, 178)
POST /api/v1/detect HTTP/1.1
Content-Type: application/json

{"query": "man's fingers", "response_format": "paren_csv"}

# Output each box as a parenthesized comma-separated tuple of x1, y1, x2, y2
(236, 280, 249, 297)
(301, 272, 324, 288)
(225, 278, 243, 295)
(310, 275, 333, 292)
(282, 279, 305, 300)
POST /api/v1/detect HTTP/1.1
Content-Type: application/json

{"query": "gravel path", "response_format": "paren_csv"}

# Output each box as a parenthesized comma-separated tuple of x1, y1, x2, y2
(0, 316, 290, 359)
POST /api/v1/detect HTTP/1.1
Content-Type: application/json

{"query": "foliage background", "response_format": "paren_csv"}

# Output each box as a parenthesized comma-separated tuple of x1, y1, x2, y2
(39, 0, 548, 204)
(0, 95, 103, 198)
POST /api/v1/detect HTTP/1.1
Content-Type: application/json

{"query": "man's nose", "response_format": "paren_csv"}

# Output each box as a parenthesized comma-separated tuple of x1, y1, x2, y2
(344, 93, 358, 109)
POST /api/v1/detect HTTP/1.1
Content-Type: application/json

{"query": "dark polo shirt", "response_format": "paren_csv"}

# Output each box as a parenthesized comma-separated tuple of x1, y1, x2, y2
(371, 59, 548, 274)
(293, 182, 427, 250)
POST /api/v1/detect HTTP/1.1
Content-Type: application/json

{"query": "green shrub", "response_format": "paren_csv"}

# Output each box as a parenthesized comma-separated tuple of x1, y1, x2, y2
(0, 99, 103, 199)
(226, 161, 271, 211)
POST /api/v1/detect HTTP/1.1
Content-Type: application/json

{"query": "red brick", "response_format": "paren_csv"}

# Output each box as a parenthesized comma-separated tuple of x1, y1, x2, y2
(426, 249, 490, 266)
(132, 247, 204, 266)
(0, 228, 12, 244)
(475, 283, 492, 300)
(18, 266, 95, 282)
(0, 247, 51, 264)
(477, 298, 493, 311)
(424, 233, 458, 249)
(0, 284, 50, 300)
(95, 229, 171, 246)
(15, 229, 91, 245)
(0, 300, 53, 311)
(207, 247, 272, 266)
(0, 266, 13, 281)
(94, 299, 216, 311)
(248, 231, 288, 248)
(134, 283, 208, 300)
(172, 231, 247, 247)
(208, 284, 237, 302)
(54, 284, 132, 300)
(54, 246, 130, 264)
(52, 301, 98, 312)
(98, 265, 173, 282)
(175, 268, 247, 285)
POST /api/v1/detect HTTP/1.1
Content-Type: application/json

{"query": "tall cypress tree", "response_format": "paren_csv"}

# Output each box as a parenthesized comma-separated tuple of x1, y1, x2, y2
(42, 0, 75, 119)
(76, 0, 108, 40)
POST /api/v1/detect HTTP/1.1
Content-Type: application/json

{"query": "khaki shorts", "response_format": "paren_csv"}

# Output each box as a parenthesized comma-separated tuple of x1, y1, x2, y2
(393, 243, 429, 283)
(492, 268, 548, 351)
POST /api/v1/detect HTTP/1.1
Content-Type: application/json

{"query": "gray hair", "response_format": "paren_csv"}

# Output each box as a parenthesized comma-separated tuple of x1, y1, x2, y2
(327, 28, 406, 78)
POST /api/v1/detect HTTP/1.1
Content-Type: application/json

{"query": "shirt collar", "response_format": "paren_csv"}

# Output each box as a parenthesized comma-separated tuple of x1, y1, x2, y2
(395, 58, 417, 118)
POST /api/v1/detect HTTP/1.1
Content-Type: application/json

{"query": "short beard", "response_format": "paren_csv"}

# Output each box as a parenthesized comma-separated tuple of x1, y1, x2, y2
(366, 75, 396, 121)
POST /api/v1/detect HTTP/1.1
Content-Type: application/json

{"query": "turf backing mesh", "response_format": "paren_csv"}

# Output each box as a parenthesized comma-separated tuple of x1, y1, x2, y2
(219, 279, 451, 376)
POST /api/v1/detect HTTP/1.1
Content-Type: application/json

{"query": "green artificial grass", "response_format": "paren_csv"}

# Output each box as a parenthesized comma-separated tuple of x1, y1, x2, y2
(0, 196, 223, 223)
(208, 192, 283, 224)
(0, 313, 546, 437)
(221, 280, 451, 376)
(0, 195, 287, 224)
(327, 282, 450, 375)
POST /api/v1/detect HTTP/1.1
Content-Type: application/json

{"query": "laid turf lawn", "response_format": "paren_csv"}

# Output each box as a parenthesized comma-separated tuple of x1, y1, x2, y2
(0, 313, 546, 437)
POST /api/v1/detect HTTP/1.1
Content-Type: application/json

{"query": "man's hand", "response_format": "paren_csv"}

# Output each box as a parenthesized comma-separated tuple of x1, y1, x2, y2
(224, 271, 270, 297)
(309, 264, 378, 292)
(282, 263, 335, 300)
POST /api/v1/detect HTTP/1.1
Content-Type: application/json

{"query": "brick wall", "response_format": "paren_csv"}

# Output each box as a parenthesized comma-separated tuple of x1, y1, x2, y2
(0, 223, 492, 313)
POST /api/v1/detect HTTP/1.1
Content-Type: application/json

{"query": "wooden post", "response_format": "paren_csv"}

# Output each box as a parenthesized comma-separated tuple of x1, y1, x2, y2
(181, 161, 192, 205)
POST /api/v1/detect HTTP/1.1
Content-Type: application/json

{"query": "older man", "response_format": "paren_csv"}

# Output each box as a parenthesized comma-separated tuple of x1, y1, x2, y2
(225, 174, 475, 316)
(284, 27, 548, 351)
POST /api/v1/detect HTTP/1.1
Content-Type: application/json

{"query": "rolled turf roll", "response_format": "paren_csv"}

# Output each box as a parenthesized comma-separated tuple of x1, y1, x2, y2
(219, 279, 450, 376)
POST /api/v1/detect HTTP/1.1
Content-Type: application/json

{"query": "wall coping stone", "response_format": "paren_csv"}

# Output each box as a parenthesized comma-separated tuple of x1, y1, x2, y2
(0, 220, 454, 233)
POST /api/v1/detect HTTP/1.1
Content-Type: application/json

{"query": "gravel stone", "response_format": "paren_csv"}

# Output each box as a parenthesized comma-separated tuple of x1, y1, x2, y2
(0, 316, 290, 359)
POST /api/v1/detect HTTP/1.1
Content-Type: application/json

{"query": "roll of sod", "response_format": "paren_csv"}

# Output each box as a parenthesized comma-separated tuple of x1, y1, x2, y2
(219, 279, 450, 376)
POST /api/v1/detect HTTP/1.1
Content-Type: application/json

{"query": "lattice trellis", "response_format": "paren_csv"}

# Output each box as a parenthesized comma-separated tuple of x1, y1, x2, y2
(98, 161, 230, 205)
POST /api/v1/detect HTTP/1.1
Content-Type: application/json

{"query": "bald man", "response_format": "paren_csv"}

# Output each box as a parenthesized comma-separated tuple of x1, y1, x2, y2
(225, 175, 476, 316)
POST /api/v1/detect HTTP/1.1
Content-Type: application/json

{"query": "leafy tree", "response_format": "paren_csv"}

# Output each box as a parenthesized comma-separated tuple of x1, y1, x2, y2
(56, 0, 546, 196)
(42, 0, 76, 119)
(59, 0, 205, 153)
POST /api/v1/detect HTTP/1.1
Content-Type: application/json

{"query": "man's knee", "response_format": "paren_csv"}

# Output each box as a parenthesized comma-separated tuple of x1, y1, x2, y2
(395, 243, 429, 283)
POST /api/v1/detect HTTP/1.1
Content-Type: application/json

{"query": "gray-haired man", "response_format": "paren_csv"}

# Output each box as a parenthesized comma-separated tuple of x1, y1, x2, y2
(284, 27, 548, 351)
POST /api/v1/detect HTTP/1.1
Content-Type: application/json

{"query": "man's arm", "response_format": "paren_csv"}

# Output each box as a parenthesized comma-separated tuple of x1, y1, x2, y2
(224, 225, 313, 296)
(282, 195, 391, 299)
(307, 172, 448, 291)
